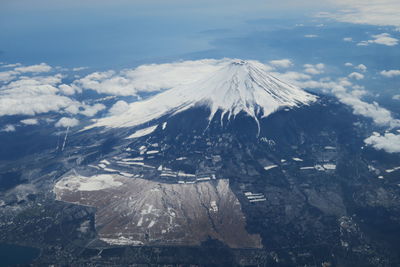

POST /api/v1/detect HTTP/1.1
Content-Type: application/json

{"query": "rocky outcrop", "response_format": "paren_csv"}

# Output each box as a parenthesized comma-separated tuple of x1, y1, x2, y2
(54, 174, 262, 248)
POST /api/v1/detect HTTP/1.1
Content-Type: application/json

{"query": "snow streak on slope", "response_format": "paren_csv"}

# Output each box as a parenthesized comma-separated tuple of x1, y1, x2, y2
(86, 59, 317, 130)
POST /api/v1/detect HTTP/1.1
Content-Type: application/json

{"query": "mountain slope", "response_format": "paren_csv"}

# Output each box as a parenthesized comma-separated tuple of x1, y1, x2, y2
(86, 60, 317, 132)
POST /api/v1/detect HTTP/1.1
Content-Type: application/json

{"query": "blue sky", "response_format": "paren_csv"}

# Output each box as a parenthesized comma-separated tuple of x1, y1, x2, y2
(0, 0, 337, 68)
(0, 1, 398, 78)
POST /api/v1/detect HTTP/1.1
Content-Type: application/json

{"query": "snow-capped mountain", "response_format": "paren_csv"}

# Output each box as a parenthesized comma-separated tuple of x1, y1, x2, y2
(86, 59, 317, 131)
(4, 58, 400, 267)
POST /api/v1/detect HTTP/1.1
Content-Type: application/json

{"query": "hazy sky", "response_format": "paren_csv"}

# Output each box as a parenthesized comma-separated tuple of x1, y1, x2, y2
(0, 0, 339, 68)
(1, 0, 399, 68)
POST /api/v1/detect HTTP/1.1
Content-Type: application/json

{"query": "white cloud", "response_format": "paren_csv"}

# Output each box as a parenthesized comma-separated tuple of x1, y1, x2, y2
(64, 105, 80, 115)
(0, 70, 18, 83)
(355, 64, 367, 72)
(59, 84, 81, 95)
(303, 63, 325, 75)
(1, 63, 21, 68)
(20, 118, 39, 125)
(348, 72, 364, 80)
(380, 69, 400, 77)
(287, 72, 400, 129)
(304, 34, 318, 38)
(269, 59, 293, 68)
(7, 184, 37, 202)
(75, 59, 235, 96)
(0, 68, 103, 119)
(393, 95, 400, 100)
(344, 62, 353, 67)
(357, 33, 398, 47)
(14, 63, 52, 73)
(334, 89, 399, 128)
(55, 117, 79, 128)
(80, 103, 106, 117)
(109, 100, 130, 115)
(1, 124, 16, 132)
(0, 75, 80, 117)
(72, 67, 88, 72)
(319, 0, 400, 27)
(351, 89, 367, 98)
(343, 37, 353, 42)
(273, 71, 312, 83)
(364, 132, 400, 153)
(75, 71, 136, 96)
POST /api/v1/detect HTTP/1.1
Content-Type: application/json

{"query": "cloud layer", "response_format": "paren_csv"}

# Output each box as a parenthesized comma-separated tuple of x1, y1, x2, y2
(0, 63, 108, 129)
(75, 59, 235, 96)
(269, 59, 293, 68)
(320, 0, 400, 27)
(55, 117, 80, 128)
(357, 33, 398, 47)
(380, 70, 400, 77)
(1, 59, 399, 153)
(364, 132, 400, 153)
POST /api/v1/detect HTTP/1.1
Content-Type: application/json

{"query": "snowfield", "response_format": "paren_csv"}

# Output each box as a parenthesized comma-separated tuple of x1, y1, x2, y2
(54, 174, 123, 192)
(85, 59, 317, 132)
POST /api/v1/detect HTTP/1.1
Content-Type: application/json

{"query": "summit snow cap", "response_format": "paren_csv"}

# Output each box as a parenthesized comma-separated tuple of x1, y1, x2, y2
(86, 59, 317, 130)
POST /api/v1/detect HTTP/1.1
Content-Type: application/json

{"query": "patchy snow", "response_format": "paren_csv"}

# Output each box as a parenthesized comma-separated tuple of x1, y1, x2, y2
(386, 166, 400, 173)
(143, 164, 155, 169)
(100, 159, 111, 165)
(148, 220, 156, 228)
(249, 198, 267, 202)
(88, 164, 100, 170)
(121, 157, 144, 162)
(119, 172, 134, 177)
(161, 172, 177, 177)
(55, 174, 123, 192)
(323, 164, 336, 170)
(247, 195, 265, 200)
(314, 164, 325, 171)
(98, 163, 106, 169)
(264, 165, 278, 171)
(177, 171, 195, 177)
(292, 157, 304, 162)
(162, 122, 167, 130)
(368, 165, 377, 172)
(196, 177, 211, 181)
(137, 217, 143, 227)
(100, 237, 144, 246)
(117, 161, 144, 166)
(104, 167, 119, 173)
(126, 125, 157, 139)
(86, 59, 316, 133)
(210, 201, 218, 212)
(244, 192, 266, 203)
(300, 166, 315, 170)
